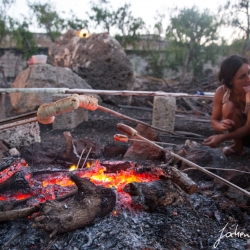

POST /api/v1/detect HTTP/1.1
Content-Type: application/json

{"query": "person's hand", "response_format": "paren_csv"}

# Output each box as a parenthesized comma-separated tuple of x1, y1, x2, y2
(202, 134, 224, 148)
(219, 119, 235, 131)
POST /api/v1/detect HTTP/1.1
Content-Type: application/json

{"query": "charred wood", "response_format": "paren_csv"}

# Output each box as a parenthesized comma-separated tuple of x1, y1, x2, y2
(167, 167, 198, 195)
(123, 179, 181, 212)
(0, 157, 21, 172)
(0, 197, 31, 211)
(33, 174, 116, 235)
(0, 168, 32, 193)
(0, 205, 40, 222)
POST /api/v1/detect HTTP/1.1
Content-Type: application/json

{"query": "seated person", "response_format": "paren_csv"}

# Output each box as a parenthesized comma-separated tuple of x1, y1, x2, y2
(202, 54, 250, 156)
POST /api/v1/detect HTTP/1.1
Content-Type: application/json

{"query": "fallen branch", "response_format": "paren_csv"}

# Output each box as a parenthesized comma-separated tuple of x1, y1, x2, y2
(0, 205, 40, 222)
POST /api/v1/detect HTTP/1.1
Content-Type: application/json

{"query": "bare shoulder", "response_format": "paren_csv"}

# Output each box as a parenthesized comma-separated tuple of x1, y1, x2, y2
(214, 86, 225, 100)
(215, 86, 225, 95)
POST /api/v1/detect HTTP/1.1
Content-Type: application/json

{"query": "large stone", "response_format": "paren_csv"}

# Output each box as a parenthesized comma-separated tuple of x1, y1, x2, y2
(152, 96, 176, 133)
(0, 122, 41, 147)
(0, 140, 9, 162)
(9, 64, 94, 113)
(123, 124, 164, 161)
(49, 30, 135, 105)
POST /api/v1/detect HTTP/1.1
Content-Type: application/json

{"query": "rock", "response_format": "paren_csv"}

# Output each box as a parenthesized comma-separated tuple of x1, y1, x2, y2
(49, 30, 135, 105)
(123, 124, 164, 161)
(179, 145, 227, 181)
(0, 140, 9, 161)
(10, 64, 94, 113)
(9, 148, 21, 156)
(103, 143, 128, 159)
(152, 96, 176, 133)
(0, 122, 41, 147)
(73, 138, 102, 159)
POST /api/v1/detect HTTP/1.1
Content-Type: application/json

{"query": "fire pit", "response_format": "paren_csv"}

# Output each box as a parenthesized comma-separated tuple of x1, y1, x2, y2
(0, 102, 249, 250)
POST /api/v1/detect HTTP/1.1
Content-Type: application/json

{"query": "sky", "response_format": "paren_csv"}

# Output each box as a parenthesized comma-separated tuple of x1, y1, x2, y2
(10, 0, 232, 37)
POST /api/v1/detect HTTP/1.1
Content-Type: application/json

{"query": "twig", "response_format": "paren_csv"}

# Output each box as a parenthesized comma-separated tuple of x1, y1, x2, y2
(183, 167, 250, 174)
(81, 147, 92, 168)
(0, 117, 38, 130)
(76, 148, 86, 170)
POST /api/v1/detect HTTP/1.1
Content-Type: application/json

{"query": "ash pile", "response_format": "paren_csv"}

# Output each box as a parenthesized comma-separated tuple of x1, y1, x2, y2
(0, 121, 249, 250)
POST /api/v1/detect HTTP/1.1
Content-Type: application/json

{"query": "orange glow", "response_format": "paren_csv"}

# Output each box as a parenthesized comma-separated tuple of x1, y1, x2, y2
(0, 160, 28, 184)
(0, 160, 161, 205)
(42, 160, 160, 192)
(69, 165, 76, 171)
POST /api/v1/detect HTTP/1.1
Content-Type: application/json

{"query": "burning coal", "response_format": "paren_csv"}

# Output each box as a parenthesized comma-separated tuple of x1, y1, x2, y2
(0, 158, 161, 207)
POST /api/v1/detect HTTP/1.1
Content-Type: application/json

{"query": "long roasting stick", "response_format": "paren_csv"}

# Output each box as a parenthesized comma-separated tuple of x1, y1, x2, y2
(97, 105, 176, 134)
(116, 123, 250, 199)
(114, 134, 176, 146)
(36, 94, 176, 134)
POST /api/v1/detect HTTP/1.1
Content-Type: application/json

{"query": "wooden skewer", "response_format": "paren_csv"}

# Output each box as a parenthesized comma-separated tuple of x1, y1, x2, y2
(97, 105, 176, 135)
(81, 147, 92, 169)
(183, 167, 250, 175)
(113, 134, 176, 146)
(76, 148, 86, 170)
(116, 123, 250, 199)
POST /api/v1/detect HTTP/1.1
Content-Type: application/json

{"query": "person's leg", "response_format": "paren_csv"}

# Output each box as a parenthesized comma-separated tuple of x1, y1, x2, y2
(222, 101, 245, 153)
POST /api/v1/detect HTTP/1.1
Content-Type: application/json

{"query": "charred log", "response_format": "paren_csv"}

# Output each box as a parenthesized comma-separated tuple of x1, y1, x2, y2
(123, 179, 181, 212)
(0, 198, 31, 211)
(61, 131, 80, 164)
(0, 157, 21, 172)
(167, 166, 198, 195)
(0, 168, 32, 193)
(101, 161, 134, 173)
(0, 205, 40, 222)
(33, 174, 116, 236)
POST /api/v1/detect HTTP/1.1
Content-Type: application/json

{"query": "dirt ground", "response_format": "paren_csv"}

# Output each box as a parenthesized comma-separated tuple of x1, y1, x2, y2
(1, 93, 250, 249)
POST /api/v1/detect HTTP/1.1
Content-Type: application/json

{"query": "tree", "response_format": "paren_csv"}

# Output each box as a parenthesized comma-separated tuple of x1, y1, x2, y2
(114, 3, 145, 46)
(88, 0, 116, 33)
(11, 19, 38, 58)
(222, 0, 250, 55)
(166, 6, 223, 78)
(0, 0, 15, 45)
(66, 10, 89, 31)
(28, 0, 65, 42)
(88, 0, 145, 48)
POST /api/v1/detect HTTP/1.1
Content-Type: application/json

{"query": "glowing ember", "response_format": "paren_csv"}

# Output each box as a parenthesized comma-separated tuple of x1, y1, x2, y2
(0, 160, 161, 205)
(0, 159, 28, 184)
(43, 161, 159, 192)
(69, 165, 76, 171)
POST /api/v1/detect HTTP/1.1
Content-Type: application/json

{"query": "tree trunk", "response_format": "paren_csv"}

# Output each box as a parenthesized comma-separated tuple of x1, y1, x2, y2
(182, 44, 191, 79)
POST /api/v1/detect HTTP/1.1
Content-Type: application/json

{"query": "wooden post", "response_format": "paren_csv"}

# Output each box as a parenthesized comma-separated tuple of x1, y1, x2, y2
(0, 93, 6, 121)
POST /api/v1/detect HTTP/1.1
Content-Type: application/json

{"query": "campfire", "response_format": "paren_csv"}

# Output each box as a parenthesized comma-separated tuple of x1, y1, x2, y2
(0, 115, 198, 240)
(0, 157, 161, 206)
(1, 94, 250, 250)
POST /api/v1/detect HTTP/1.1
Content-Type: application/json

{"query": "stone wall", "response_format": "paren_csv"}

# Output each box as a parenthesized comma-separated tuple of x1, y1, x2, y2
(0, 48, 48, 86)
(0, 48, 219, 87)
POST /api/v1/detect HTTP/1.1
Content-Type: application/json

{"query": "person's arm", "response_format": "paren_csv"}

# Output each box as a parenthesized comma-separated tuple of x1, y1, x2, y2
(210, 86, 234, 132)
(220, 111, 250, 141)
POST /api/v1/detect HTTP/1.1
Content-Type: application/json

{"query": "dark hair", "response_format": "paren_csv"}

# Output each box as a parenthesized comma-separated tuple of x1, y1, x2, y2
(218, 54, 249, 89)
